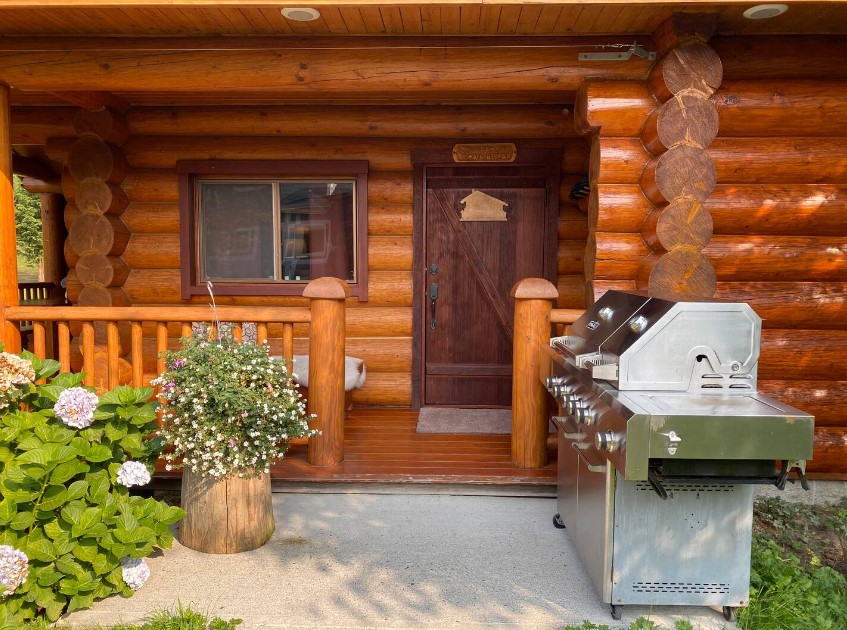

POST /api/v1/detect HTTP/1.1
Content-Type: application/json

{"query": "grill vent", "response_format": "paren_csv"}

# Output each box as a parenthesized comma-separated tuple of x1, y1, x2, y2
(635, 482, 735, 493)
(630, 581, 730, 594)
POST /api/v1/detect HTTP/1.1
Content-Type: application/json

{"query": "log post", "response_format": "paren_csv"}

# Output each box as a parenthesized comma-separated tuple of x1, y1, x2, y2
(511, 277, 559, 469)
(0, 82, 20, 353)
(304, 277, 349, 466)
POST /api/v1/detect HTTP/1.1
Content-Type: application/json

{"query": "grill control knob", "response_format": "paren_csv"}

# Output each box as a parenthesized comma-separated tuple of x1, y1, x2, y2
(629, 315, 649, 333)
(595, 431, 622, 452)
(575, 404, 594, 426)
(598, 306, 613, 320)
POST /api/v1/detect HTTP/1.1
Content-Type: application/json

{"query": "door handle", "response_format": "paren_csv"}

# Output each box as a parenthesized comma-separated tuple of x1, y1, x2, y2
(429, 283, 439, 329)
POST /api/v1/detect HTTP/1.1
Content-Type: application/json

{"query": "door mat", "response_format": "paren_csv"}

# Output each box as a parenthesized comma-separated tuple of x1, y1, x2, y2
(416, 407, 512, 434)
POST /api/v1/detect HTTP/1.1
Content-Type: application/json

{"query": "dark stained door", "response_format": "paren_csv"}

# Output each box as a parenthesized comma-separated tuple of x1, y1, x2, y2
(423, 168, 548, 406)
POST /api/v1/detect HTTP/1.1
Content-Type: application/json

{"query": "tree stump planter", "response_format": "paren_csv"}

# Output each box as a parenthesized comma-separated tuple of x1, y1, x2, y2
(179, 467, 275, 554)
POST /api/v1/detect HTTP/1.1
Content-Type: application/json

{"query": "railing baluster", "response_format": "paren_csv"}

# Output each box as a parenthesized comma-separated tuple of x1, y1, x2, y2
(282, 322, 294, 363)
(257, 323, 268, 345)
(181, 322, 192, 339)
(233, 322, 242, 342)
(58, 321, 71, 373)
(107, 321, 120, 391)
(131, 321, 143, 388)
(156, 322, 168, 376)
(81, 322, 95, 387)
(33, 322, 47, 359)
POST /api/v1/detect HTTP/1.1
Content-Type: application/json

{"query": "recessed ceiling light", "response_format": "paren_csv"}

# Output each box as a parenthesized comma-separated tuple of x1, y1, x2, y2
(281, 7, 321, 22)
(743, 4, 788, 19)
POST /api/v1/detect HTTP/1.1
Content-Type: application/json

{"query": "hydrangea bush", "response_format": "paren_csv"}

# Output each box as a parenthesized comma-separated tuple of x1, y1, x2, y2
(153, 325, 316, 479)
(0, 350, 184, 626)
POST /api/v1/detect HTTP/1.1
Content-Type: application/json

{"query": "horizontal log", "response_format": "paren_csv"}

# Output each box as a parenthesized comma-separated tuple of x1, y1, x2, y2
(759, 329, 847, 381)
(708, 184, 847, 236)
(74, 107, 129, 145)
(556, 275, 586, 310)
(709, 138, 847, 184)
(641, 90, 719, 155)
(76, 285, 131, 308)
(120, 202, 180, 234)
(367, 236, 413, 272)
(713, 36, 847, 81)
(122, 234, 180, 269)
(368, 205, 413, 237)
(350, 372, 412, 407)
(75, 180, 128, 215)
(558, 209, 589, 241)
(127, 104, 575, 138)
(574, 80, 655, 137)
(652, 13, 718, 55)
(67, 136, 128, 184)
(758, 380, 847, 427)
(592, 137, 651, 184)
(20, 177, 62, 194)
(715, 79, 847, 137)
(805, 427, 847, 475)
(11, 106, 76, 144)
(120, 269, 413, 307)
(641, 144, 716, 205)
(705, 236, 847, 282)
(588, 184, 653, 233)
(68, 212, 130, 257)
(649, 41, 722, 102)
(586, 232, 651, 280)
(638, 249, 717, 299)
(715, 282, 847, 330)
(557, 240, 584, 276)
(585, 279, 637, 305)
(76, 253, 130, 287)
(0, 46, 652, 96)
(63, 168, 179, 202)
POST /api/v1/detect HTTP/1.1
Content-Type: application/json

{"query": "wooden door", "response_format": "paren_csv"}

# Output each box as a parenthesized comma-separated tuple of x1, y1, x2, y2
(422, 166, 549, 406)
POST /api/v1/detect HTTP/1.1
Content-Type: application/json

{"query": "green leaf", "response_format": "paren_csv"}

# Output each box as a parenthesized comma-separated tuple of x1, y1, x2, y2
(16, 434, 44, 451)
(68, 592, 95, 612)
(20, 463, 47, 481)
(10, 511, 34, 530)
(110, 542, 131, 558)
(104, 421, 128, 442)
(56, 555, 84, 576)
(44, 597, 68, 622)
(116, 525, 155, 544)
(61, 503, 83, 526)
(35, 569, 64, 587)
(0, 498, 17, 524)
(41, 497, 70, 526)
(50, 460, 89, 485)
(52, 531, 77, 556)
(90, 552, 117, 576)
(72, 538, 99, 563)
(71, 507, 102, 538)
(38, 384, 67, 403)
(35, 423, 76, 445)
(25, 538, 55, 562)
(87, 470, 110, 503)
(66, 479, 88, 501)
(85, 444, 113, 463)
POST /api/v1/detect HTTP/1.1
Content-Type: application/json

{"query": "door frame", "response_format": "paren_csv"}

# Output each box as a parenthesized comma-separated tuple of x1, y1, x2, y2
(410, 141, 563, 408)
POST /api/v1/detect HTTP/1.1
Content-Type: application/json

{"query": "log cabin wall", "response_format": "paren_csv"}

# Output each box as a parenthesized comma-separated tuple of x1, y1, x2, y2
(580, 35, 847, 477)
(34, 104, 588, 407)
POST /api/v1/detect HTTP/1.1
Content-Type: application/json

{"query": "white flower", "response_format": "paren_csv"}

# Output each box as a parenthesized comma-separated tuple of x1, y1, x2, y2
(121, 557, 151, 590)
(116, 461, 151, 488)
(54, 387, 99, 429)
(0, 352, 35, 393)
(0, 546, 28, 597)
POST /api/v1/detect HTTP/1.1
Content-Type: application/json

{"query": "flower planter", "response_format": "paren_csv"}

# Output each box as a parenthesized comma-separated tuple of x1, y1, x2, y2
(179, 467, 275, 554)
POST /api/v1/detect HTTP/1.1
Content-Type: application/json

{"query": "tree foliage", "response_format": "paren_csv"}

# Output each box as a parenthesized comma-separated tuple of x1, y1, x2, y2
(13, 175, 43, 267)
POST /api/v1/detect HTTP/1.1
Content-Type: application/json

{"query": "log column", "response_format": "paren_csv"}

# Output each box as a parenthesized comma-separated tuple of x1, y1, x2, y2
(0, 82, 20, 352)
(304, 277, 349, 466)
(638, 14, 722, 298)
(511, 278, 559, 468)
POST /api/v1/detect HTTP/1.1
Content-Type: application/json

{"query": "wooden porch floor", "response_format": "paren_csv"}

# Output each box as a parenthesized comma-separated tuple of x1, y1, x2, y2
(266, 408, 558, 486)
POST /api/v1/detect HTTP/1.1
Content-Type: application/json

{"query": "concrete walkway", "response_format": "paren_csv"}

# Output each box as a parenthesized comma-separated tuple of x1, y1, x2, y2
(60, 486, 735, 630)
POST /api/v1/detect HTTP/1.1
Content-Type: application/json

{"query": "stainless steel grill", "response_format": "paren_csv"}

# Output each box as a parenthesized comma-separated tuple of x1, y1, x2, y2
(542, 290, 815, 621)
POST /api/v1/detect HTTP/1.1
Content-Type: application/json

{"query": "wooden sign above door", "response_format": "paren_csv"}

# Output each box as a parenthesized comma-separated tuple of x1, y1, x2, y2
(452, 143, 517, 163)
(460, 190, 509, 222)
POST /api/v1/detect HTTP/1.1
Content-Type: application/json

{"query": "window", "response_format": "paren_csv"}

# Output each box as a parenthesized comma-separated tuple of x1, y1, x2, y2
(178, 160, 368, 299)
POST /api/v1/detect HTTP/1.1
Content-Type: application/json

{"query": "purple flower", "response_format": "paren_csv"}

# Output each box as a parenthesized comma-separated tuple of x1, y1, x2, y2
(121, 557, 150, 590)
(116, 461, 152, 487)
(54, 387, 99, 429)
(0, 545, 28, 597)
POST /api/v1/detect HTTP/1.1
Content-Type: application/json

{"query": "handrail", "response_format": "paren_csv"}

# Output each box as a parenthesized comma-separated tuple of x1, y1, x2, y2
(4, 304, 311, 391)
(551, 308, 584, 324)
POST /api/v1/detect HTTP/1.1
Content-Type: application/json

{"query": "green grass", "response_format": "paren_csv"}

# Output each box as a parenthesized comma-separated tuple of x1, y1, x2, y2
(38, 604, 242, 630)
(16, 254, 40, 283)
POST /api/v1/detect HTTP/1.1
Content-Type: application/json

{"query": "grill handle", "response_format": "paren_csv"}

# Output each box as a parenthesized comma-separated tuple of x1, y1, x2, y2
(572, 442, 608, 473)
(552, 415, 586, 440)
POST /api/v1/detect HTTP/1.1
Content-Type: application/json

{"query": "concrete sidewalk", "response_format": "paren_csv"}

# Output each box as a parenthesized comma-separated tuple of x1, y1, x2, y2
(60, 487, 734, 630)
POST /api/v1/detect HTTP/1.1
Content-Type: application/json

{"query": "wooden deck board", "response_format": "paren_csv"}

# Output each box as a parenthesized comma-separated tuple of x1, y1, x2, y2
(156, 408, 557, 486)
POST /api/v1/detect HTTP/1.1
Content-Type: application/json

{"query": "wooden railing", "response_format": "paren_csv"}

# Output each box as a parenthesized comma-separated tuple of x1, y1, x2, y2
(2, 277, 350, 465)
(511, 278, 584, 469)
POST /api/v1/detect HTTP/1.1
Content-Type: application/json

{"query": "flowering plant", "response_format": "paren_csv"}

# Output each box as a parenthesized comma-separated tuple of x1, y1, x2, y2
(153, 324, 316, 479)
(0, 350, 184, 625)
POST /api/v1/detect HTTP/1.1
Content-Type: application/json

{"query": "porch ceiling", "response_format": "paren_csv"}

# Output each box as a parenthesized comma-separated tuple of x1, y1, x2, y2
(1, 2, 846, 38)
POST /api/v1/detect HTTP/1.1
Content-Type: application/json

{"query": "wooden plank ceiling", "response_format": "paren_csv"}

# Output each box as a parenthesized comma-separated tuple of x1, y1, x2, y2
(0, 2, 846, 37)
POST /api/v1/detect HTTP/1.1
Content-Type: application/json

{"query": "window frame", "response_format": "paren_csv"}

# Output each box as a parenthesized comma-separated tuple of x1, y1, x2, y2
(178, 160, 368, 300)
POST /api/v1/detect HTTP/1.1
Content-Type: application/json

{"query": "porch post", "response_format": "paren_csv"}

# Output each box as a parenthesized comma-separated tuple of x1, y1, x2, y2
(0, 81, 20, 353)
(511, 278, 559, 468)
(304, 277, 349, 465)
